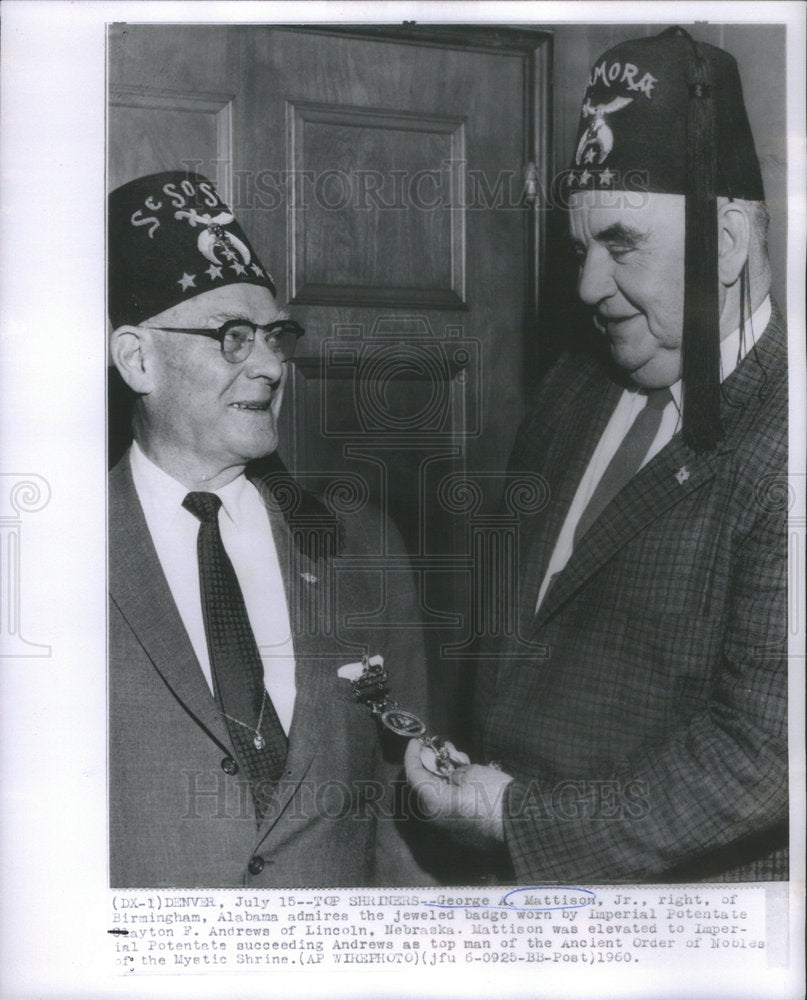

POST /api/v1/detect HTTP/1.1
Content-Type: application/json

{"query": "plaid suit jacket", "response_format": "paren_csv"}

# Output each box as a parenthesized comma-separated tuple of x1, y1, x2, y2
(474, 310, 788, 883)
(109, 451, 434, 887)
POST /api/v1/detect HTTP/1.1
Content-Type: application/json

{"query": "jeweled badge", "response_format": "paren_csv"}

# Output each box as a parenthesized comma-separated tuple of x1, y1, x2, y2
(339, 655, 471, 778)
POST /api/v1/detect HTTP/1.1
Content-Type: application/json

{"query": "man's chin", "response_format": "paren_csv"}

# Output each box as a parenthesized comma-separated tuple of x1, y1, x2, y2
(235, 431, 280, 465)
(250, 440, 279, 463)
(630, 370, 681, 390)
(613, 350, 681, 389)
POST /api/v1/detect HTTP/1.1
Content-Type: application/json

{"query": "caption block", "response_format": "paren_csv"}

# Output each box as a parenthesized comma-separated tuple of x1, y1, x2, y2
(108, 884, 770, 975)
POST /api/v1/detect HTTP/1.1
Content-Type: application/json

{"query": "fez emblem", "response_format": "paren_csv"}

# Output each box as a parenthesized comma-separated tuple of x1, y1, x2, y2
(174, 208, 252, 269)
(575, 95, 633, 165)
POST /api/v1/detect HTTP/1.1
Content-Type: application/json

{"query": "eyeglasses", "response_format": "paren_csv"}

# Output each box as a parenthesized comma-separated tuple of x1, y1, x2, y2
(142, 318, 304, 364)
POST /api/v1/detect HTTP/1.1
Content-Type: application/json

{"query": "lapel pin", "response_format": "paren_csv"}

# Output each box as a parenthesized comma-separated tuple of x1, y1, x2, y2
(300, 572, 318, 584)
(338, 654, 383, 681)
(674, 466, 690, 485)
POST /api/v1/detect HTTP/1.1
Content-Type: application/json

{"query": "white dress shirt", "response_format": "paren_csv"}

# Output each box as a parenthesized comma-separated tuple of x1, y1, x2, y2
(535, 297, 771, 610)
(130, 442, 297, 733)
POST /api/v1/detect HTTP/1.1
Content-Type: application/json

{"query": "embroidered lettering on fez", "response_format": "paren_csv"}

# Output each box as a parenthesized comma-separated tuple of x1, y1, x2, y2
(108, 171, 276, 329)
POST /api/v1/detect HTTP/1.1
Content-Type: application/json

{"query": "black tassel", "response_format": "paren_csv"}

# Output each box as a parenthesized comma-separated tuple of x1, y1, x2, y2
(682, 39, 723, 452)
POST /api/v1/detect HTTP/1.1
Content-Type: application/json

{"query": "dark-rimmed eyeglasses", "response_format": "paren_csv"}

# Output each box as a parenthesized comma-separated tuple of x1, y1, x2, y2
(142, 318, 304, 364)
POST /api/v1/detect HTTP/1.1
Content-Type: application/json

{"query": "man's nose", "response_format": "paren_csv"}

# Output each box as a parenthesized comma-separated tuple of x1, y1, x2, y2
(245, 333, 285, 380)
(577, 246, 615, 306)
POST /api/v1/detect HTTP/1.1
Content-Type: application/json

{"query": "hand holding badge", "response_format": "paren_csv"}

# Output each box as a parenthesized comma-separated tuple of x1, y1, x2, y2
(338, 655, 471, 778)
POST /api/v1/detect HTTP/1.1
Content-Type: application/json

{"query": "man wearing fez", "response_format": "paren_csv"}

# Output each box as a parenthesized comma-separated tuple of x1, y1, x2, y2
(108, 171, 432, 887)
(407, 28, 788, 882)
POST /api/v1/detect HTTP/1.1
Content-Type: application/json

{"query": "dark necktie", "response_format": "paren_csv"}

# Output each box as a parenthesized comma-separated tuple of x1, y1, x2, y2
(183, 491, 287, 821)
(575, 387, 673, 544)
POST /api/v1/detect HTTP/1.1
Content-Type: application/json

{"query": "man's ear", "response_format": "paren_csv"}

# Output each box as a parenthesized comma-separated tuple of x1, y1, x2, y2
(109, 326, 154, 394)
(717, 201, 751, 288)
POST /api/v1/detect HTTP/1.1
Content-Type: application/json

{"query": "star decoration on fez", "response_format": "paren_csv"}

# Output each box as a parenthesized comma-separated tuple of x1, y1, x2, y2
(177, 272, 196, 291)
(579, 169, 592, 186)
(230, 261, 247, 276)
(584, 148, 597, 164)
(599, 168, 615, 186)
(206, 264, 224, 281)
(250, 263, 264, 277)
(567, 171, 577, 186)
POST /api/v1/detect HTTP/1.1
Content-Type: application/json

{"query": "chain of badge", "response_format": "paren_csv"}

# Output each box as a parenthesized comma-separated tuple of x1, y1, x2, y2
(350, 655, 470, 777)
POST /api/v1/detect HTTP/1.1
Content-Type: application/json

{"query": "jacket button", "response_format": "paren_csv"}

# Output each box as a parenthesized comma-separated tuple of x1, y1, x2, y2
(248, 855, 265, 875)
(221, 757, 238, 775)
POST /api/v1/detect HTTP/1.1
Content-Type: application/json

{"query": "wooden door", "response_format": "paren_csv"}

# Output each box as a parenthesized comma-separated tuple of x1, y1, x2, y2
(108, 24, 550, 731)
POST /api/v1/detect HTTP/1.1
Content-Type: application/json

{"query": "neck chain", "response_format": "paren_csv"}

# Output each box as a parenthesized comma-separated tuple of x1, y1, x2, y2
(223, 689, 268, 749)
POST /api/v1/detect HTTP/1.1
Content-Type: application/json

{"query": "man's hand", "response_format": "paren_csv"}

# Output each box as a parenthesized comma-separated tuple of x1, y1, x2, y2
(404, 739, 514, 851)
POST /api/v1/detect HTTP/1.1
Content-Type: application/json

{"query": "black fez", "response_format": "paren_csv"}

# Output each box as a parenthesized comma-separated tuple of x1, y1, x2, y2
(569, 27, 764, 452)
(108, 171, 276, 330)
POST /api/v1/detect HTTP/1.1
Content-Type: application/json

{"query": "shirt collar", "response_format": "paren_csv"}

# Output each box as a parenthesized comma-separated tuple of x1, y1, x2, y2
(666, 295, 771, 409)
(719, 294, 771, 382)
(216, 472, 252, 527)
(129, 440, 249, 524)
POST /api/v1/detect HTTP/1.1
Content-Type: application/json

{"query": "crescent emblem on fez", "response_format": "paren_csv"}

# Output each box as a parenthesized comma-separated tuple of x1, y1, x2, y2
(197, 227, 252, 268)
(576, 95, 633, 166)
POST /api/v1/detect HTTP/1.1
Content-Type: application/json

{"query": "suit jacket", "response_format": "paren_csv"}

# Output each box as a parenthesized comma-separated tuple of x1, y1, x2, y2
(475, 311, 788, 883)
(109, 451, 433, 888)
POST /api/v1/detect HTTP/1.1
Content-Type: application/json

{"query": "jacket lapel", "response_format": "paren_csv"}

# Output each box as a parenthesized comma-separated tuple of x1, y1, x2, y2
(533, 436, 721, 629)
(530, 311, 786, 632)
(109, 455, 232, 749)
(110, 453, 342, 837)
(517, 369, 622, 625)
(248, 477, 342, 835)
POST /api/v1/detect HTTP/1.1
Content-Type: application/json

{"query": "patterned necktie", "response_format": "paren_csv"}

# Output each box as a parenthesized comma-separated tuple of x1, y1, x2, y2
(183, 491, 287, 821)
(575, 387, 673, 544)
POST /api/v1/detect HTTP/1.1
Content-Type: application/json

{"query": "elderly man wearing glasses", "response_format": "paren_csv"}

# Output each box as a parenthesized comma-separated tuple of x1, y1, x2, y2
(108, 171, 431, 888)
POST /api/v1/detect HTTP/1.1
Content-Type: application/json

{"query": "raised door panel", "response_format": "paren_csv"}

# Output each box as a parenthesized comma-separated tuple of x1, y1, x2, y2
(107, 91, 234, 198)
(288, 102, 465, 307)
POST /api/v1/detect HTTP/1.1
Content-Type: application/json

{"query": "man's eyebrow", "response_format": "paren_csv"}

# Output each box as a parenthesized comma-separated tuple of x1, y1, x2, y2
(592, 222, 646, 246)
(205, 308, 291, 325)
(202, 310, 242, 325)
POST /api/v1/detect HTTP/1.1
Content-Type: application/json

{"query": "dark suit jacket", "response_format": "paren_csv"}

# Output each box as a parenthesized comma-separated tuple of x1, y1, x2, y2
(475, 311, 788, 882)
(109, 451, 433, 887)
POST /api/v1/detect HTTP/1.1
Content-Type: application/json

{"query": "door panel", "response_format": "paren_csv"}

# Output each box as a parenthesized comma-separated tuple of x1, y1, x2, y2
(108, 94, 234, 199)
(288, 102, 465, 306)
